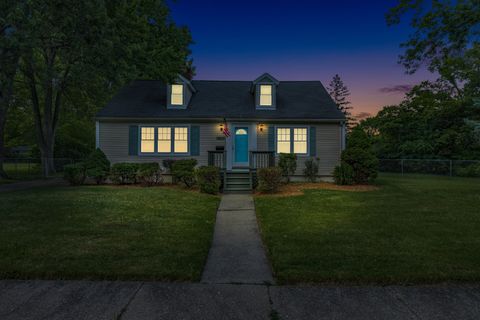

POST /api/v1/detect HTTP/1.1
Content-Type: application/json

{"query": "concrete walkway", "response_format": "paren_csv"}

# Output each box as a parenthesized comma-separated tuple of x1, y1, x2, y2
(0, 178, 66, 193)
(201, 194, 274, 284)
(2, 280, 480, 319)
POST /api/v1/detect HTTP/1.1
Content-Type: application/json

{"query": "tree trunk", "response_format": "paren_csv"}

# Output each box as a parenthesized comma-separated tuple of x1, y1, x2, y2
(39, 139, 56, 177)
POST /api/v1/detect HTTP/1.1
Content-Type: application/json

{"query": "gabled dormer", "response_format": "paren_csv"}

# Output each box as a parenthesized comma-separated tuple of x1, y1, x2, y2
(251, 73, 279, 110)
(167, 74, 196, 109)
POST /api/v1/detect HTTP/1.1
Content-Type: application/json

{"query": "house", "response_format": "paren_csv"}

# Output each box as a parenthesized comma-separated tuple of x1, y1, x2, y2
(96, 73, 346, 191)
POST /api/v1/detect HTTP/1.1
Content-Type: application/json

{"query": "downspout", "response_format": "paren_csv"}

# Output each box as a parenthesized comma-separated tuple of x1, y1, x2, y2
(341, 122, 346, 151)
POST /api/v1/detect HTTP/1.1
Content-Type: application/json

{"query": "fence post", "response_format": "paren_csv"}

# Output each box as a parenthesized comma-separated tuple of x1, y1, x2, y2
(449, 160, 453, 177)
(401, 159, 404, 176)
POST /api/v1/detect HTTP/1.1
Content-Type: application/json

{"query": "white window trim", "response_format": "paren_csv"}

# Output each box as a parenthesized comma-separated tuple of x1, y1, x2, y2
(259, 84, 273, 107)
(139, 125, 191, 156)
(274, 126, 309, 156)
(256, 83, 276, 109)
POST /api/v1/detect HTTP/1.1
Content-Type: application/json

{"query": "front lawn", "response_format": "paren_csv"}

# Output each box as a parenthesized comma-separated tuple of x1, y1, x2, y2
(0, 186, 220, 281)
(255, 174, 480, 284)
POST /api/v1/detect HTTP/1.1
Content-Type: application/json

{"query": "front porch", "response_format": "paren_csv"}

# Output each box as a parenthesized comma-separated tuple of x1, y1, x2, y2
(208, 151, 275, 192)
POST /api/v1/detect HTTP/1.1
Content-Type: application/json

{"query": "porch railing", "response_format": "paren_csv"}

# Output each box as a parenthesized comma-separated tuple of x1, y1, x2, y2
(208, 151, 226, 170)
(250, 151, 275, 170)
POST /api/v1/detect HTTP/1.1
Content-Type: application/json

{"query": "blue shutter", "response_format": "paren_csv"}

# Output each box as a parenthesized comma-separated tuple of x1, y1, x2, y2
(128, 125, 139, 155)
(190, 126, 200, 156)
(268, 125, 275, 151)
(309, 126, 316, 156)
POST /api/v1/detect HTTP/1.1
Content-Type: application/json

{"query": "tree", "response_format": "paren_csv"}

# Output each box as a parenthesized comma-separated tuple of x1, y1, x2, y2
(0, 1, 26, 178)
(327, 74, 354, 129)
(386, 0, 480, 97)
(15, 0, 192, 176)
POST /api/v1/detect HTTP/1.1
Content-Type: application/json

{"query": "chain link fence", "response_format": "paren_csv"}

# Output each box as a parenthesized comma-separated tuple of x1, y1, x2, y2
(1, 158, 79, 180)
(379, 159, 480, 177)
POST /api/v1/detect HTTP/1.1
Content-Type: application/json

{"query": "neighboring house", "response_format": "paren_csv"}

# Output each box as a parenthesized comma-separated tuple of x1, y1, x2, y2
(96, 73, 346, 191)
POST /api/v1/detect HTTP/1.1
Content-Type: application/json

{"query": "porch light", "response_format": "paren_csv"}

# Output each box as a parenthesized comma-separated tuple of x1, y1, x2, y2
(219, 123, 224, 132)
(258, 123, 265, 132)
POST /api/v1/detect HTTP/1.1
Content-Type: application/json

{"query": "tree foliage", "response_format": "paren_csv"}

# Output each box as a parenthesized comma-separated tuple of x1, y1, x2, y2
(327, 74, 354, 129)
(2, 0, 192, 176)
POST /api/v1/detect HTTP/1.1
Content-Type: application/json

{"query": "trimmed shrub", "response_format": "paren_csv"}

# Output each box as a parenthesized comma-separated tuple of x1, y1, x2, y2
(63, 162, 87, 186)
(196, 166, 221, 194)
(339, 127, 379, 184)
(110, 163, 139, 184)
(456, 163, 480, 177)
(137, 162, 164, 187)
(162, 159, 177, 172)
(171, 159, 197, 188)
(303, 157, 319, 182)
(257, 167, 283, 193)
(333, 163, 355, 185)
(278, 153, 297, 183)
(85, 148, 110, 184)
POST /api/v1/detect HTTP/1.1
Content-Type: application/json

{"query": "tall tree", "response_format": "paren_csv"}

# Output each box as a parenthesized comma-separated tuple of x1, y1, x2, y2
(327, 74, 354, 129)
(0, 1, 26, 178)
(386, 0, 480, 96)
(16, 0, 192, 176)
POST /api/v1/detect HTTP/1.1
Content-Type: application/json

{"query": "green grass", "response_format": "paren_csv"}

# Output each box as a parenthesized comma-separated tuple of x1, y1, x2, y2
(0, 185, 220, 281)
(255, 174, 480, 284)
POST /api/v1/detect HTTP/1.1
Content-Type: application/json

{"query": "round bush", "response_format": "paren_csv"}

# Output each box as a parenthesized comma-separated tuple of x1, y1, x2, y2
(257, 167, 283, 193)
(196, 166, 221, 194)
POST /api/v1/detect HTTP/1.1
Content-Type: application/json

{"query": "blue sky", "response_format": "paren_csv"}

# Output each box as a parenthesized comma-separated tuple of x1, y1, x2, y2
(169, 0, 434, 116)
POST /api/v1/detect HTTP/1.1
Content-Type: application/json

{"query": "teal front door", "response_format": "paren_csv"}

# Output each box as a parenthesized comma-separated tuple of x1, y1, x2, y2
(234, 127, 249, 166)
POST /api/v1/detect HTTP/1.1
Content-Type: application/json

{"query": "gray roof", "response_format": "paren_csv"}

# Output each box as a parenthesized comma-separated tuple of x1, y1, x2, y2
(96, 80, 345, 121)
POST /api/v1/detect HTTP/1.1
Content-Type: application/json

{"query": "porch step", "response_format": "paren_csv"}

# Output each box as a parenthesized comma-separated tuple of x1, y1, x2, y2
(224, 171, 252, 192)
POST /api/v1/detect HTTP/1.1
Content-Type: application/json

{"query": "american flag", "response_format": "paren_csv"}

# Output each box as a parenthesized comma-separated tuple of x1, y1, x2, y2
(222, 120, 231, 137)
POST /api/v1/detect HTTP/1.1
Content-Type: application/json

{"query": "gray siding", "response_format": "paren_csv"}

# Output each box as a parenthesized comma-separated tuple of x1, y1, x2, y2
(98, 121, 225, 166)
(99, 121, 341, 176)
(257, 123, 341, 176)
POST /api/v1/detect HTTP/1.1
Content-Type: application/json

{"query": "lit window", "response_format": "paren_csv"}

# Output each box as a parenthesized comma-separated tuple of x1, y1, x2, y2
(174, 127, 188, 153)
(277, 128, 291, 153)
(141, 127, 155, 153)
(259, 85, 272, 106)
(276, 127, 308, 154)
(157, 127, 171, 153)
(171, 84, 184, 105)
(293, 128, 307, 154)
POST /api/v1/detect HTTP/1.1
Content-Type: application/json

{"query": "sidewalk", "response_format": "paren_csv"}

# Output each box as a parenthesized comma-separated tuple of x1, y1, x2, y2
(201, 194, 274, 284)
(1, 280, 480, 320)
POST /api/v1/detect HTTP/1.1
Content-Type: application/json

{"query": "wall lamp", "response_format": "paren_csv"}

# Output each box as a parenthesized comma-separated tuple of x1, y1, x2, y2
(258, 123, 265, 132)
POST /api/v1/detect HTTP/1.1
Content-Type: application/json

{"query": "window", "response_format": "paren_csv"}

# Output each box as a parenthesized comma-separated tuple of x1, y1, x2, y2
(141, 127, 155, 153)
(174, 127, 188, 153)
(157, 127, 171, 153)
(276, 127, 308, 154)
(171, 84, 184, 105)
(140, 126, 189, 154)
(293, 128, 307, 154)
(259, 85, 272, 106)
(277, 128, 291, 153)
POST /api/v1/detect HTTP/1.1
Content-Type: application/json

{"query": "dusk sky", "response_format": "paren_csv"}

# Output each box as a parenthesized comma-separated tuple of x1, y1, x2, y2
(169, 0, 436, 118)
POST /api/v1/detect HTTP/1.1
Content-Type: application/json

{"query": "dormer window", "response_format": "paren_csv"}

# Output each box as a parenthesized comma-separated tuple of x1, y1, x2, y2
(259, 85, 272, 106)
(171, 84, 184, 105)
(252, 73, 279, 110)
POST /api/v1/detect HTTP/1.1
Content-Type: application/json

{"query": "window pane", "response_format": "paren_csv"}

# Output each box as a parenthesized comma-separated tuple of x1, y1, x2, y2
(260, 85, 272, 94)
(171, 85, 183, 105)
(157, 127, 171, 153)
(174, 127, 188, 153)
(141, 127, 155, 153)
(260, 95, 272, 106)
(276, 128, 291, 153)
(172, 84, 183, 94)
(293, 128, 307, 154)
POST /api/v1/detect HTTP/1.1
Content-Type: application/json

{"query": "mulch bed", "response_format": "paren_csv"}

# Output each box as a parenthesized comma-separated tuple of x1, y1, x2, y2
(255, 182, 379, 197)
